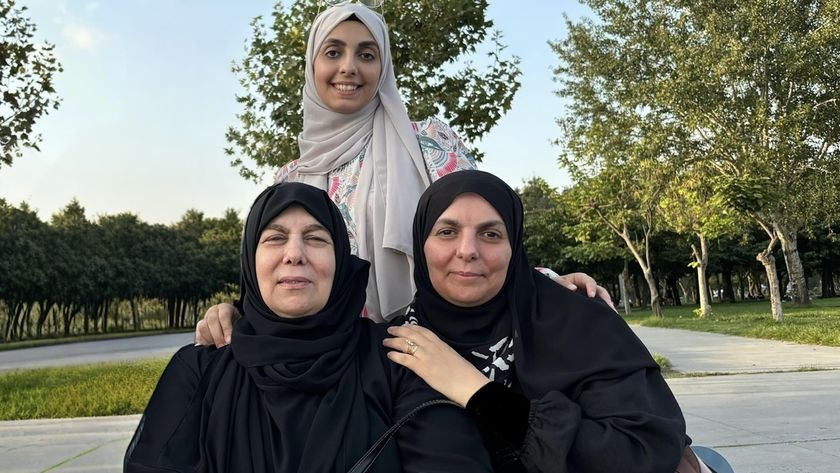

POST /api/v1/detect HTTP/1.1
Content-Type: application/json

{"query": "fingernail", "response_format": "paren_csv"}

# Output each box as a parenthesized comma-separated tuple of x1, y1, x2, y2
(225, 335, 231, 344)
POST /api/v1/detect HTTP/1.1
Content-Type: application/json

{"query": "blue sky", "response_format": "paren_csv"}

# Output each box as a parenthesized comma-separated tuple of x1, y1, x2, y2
(1, 0, 588, 224)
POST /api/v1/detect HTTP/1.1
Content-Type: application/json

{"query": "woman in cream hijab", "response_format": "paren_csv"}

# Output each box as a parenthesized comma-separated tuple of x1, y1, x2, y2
(196, 2, 611, 344)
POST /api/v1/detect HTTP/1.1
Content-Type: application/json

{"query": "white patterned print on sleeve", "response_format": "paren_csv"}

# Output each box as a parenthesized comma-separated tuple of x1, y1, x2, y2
(412, 117, 477, 181)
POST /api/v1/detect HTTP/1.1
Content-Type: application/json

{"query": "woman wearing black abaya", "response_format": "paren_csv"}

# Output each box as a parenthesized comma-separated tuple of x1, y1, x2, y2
(124, 182, 491, 472)
(384, 170, 688, 472)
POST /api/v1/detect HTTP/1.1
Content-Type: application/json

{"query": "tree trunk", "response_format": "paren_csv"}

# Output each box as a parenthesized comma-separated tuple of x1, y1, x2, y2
(737, 272, 746, 301)
(692, 235, 712, 317)
(774, 223, 810, 305)
(619, 261, 631, 316)
(720, 270, 735, 303)
(821, 264, 836, 298)
(666, 276, 681, 306)
(102, 300, 110, 334)
(642, 268, 662, 317)
(756, 234, 784, 322)
(130, 298, 139, 330)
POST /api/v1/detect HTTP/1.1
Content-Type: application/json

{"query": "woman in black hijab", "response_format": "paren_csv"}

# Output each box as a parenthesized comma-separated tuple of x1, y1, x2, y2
(384, 170, 688, 472)
(125, 182, 491, 472)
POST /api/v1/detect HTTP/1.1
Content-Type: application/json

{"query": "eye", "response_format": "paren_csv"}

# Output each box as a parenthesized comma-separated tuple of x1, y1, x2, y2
(324, 49, 340, 59)
(262, 233, 287, 243)
(305, 233, 332, 245)
(481, 231, 502, 239)
(435, 228, 456, 238)
(359, 51, 377, 62)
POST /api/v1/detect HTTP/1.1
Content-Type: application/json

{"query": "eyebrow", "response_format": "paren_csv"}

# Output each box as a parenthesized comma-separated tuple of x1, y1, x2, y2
(434, 218, 506, 230)
(322, 38, 379, 50)
(263, 223, 330, 234)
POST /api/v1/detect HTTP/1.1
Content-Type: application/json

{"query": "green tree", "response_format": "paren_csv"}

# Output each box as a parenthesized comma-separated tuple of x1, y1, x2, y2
(226, 0, 520, 180)
(0, 200, 50, 341)
(0, 0, 62, 168)
(659, 167, 741, 316)
(553, 0, 840, 321)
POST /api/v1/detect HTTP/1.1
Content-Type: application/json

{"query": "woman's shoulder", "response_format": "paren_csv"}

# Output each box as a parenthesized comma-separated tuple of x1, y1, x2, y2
(274, 159, 301, 184)
(157, 345, 227, 389)
(411, 117, 477, 181)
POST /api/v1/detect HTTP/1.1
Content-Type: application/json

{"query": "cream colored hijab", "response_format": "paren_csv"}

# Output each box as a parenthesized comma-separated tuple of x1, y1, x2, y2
(298, 4, 430, 320)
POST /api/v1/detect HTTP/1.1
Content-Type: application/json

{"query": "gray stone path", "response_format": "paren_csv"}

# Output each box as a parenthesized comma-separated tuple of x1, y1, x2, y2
(0, 332, 194, 372)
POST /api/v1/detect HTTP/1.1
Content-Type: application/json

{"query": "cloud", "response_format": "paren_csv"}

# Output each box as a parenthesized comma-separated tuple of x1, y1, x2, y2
(62, 24, 102, 50)
(86, 2, 102, 11)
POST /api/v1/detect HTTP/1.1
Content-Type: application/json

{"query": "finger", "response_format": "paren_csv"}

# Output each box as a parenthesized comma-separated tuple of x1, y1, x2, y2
(596, 286, 616, 309)
(194, 322, 206, 346)
(584, 279, 597, 298)
(220, 307, 238, 345)
(382, 336, 411, 352)
(206, 308, 227, 348)
(388, 324, 436, 344)
(195, 320, 213, 346)
(386, 350, 422, 374)
(545, 269, 578, 291)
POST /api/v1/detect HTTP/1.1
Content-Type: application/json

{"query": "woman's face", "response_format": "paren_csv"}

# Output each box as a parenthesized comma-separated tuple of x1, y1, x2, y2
(313, 20, 381, 114)
(255, 205, 336, 318)
(423, 193, 512, 307)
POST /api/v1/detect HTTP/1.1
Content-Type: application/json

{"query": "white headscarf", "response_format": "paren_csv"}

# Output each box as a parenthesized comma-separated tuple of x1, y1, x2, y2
(297, 4, 430, 320)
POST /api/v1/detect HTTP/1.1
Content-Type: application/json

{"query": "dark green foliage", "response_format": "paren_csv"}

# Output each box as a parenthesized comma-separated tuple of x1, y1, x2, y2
(0, 0, 62, 168)
(0, 199, 243, 342)
(225, 0, 521, 180)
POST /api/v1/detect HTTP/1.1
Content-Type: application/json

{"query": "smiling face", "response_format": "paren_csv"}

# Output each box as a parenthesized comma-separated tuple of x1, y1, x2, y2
(255, 205, 336, 318)
(313, 19, 381, 114)
(423, 193, 512, 307)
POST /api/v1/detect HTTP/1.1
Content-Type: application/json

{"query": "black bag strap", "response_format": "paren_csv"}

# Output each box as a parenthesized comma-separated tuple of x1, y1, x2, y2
(347, 398, 461, 473)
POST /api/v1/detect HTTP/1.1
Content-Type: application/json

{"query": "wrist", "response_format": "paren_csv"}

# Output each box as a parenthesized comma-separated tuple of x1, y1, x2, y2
(455, 374, 491, 407)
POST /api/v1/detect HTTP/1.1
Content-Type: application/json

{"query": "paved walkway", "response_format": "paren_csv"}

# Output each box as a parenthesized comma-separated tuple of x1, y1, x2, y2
(2, 327, 840, 472)
(632, 326, 840, 373)
(0, 332, 194, 372)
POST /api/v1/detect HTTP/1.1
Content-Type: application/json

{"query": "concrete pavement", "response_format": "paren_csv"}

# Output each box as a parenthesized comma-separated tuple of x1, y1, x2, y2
(2, 327, 840, 472)
(0, 332, 194, 372)
(632, 326, 840, 373)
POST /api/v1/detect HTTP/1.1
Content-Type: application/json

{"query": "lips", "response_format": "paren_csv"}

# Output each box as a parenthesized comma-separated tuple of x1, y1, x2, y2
(451, 271, 482, 278)
(278, 277, 312, 289)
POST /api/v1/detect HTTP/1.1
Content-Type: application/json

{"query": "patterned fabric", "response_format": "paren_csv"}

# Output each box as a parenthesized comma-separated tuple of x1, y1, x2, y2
(404, 307, 515, 387)
(274, 117, 476, 256)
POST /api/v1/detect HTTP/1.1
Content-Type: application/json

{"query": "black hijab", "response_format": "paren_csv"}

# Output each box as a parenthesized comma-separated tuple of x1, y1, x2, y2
(199, 182, 374, 472)
(411, 170, 657, 399)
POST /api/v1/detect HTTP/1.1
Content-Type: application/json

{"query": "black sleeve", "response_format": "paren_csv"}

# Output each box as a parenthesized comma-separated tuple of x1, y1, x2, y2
(465, 368, 685, 473)
(124, 344, 215, 473)
(390, 366, 493, 472)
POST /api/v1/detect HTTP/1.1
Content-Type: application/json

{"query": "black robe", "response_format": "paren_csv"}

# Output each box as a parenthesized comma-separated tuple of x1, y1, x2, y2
(125, 182, 491, 472)
(125, 321, 490, 472)
(407, 170, 687, 473)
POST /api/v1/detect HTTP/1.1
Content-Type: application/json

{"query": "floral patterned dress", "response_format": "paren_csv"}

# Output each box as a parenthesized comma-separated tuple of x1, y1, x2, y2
(274, 117, 476, 255)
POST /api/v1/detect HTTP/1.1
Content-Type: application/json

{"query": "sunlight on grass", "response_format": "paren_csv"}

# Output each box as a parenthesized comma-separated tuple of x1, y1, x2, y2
(624, 298, 840, 346)
(0, 358, 168, 420)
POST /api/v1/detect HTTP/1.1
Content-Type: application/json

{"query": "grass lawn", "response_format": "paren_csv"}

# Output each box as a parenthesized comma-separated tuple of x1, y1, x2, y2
(2, 298, 838, 421)
(0, 358, 168, 420)
(623, 297, 840, 347)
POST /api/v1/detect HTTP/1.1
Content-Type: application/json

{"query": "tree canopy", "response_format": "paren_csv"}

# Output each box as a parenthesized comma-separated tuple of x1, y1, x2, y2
(225, 0, 521, 180)
(0, 0, 62, 168)
(552, 0, 840, 320)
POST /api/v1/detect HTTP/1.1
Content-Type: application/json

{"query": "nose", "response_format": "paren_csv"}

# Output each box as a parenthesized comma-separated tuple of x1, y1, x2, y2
(455, 235, 478, 261)
(283, 237, 306, 265)
(339, 55, 357, 75)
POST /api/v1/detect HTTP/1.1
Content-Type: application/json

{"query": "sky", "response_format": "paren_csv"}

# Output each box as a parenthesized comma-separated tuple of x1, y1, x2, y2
(0, 0, 589, 224)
